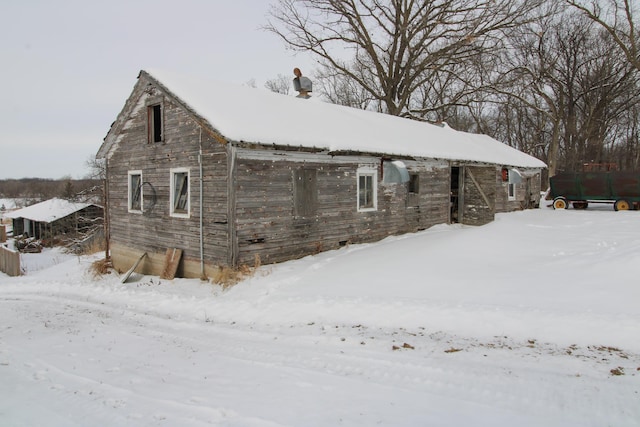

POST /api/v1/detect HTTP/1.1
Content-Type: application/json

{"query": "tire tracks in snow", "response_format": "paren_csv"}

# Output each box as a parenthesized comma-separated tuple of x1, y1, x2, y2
(2, 287, 638, 426)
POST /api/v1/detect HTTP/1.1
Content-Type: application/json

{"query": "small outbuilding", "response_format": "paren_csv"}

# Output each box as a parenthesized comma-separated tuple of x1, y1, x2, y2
(6, 198, 103, 240)
(97, 69, 546, 278)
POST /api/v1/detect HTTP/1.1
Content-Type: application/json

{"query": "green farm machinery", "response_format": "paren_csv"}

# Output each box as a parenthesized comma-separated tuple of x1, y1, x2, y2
(549, 171, 640, 211)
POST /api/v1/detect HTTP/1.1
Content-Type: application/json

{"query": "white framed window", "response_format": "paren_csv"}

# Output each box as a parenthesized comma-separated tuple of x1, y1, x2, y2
(508, 169, 521, 201)
(170, 168, 190, 218)
(508, 182, 516, 201)
(128, 170, 143, 213)
(357, 166, 378, 212)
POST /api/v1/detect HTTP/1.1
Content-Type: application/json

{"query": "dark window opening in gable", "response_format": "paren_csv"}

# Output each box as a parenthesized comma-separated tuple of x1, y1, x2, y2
(408, 174, 419, 194)
(148, 104, 163, 143)
(293, 168, 318, 217)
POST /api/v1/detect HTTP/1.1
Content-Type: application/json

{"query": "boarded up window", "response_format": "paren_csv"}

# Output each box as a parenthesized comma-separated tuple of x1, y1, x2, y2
(408, 174, 419, 194)
(293, 168, 317, 217)
(407, 173, 420, 207)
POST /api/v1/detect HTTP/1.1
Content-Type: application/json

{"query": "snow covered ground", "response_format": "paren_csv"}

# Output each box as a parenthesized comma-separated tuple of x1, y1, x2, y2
(1, 206, 639, 426)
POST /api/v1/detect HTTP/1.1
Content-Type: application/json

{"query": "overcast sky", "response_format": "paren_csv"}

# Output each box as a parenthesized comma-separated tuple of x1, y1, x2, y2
(0, 0, 316, 180)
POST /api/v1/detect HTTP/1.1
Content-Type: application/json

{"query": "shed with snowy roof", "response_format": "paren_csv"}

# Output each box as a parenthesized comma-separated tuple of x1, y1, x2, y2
(6, 198, 103, 240)
(97, 70, 545, 278)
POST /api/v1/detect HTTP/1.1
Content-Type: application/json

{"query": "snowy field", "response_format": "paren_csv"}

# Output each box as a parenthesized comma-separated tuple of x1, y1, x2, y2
(1, 206, 639, 426)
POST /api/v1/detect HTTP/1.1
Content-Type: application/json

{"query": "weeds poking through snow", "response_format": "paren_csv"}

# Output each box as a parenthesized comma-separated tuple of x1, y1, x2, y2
(89, 257, 112, 278)
(610, 367, 625, 376)
(211, 254, 263, 289)
(392, 343, 415, 351)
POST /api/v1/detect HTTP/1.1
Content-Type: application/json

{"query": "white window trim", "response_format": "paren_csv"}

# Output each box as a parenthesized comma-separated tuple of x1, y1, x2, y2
(170, 167, 190, 218)
(507, 170, 517, 201)
(357, 166, 378, 212)
(128, 170, 143, 214)
(508, 182, 516, 201)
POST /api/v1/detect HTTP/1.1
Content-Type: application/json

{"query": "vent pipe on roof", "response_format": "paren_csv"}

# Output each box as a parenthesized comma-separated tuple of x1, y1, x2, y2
(293, 68, 312, 99)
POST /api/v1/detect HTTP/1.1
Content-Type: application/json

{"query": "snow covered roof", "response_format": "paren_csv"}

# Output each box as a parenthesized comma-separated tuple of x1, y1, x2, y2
(0, 198, 20, 211)
(102, 69, 546, 169)
(5, 198, 100, 223)
(150, 70, 548, 169)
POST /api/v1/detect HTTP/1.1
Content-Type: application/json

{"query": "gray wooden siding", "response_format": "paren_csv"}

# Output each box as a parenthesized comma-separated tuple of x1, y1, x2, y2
(494, 168, 543, 212)
(232, 150, 450, 266)
(461, 165, 496, 226)
(106, 82, 230, 268)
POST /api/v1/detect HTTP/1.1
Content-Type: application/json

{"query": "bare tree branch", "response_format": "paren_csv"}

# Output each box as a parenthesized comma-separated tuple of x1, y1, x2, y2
(265, 0, 546, 116)
(265, 74, 293, 95)
(566, 0, 640, 71)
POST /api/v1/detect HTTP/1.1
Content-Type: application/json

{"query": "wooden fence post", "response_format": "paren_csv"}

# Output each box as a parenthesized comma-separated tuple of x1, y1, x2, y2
(0, 246, 21, 277)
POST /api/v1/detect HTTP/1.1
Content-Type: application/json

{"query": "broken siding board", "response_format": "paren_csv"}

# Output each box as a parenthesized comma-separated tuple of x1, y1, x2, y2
(160, 248, 183, 279)
(120, 252, 147, 283)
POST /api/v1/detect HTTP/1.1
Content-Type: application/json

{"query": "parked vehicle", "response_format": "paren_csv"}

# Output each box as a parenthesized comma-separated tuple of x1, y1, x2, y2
(549, 172, 640, 211)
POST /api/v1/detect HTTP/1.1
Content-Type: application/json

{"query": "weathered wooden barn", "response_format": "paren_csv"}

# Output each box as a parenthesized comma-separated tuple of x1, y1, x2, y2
(97, 70, 546, 278)
(6, 198, 103, 240)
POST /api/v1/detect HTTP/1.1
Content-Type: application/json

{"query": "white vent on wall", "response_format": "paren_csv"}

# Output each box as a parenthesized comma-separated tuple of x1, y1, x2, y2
(383, 160, 410, 184)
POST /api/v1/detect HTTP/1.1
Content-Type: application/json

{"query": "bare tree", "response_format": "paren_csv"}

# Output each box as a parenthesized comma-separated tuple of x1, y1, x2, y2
(60, 179, 76, 201)
(266, 0, 546, 117)
(613, 104, 640, 169)
(84, 157, 107, 205)
(265, 74, 293, 95)
(313, 64, 377, 109)
(567, 0, 640, 71)
(494, 6, 640, 178)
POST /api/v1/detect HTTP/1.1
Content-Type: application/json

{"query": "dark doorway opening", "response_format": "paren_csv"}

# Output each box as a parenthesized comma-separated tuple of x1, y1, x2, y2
(450, 166, 460, 223)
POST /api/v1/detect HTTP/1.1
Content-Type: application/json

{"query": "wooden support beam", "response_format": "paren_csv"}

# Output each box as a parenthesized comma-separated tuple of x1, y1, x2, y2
(467, 168, 494, 212)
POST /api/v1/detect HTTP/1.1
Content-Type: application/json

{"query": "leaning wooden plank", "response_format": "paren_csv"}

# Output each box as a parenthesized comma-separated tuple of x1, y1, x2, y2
(120, 252, 147, 283)
(160, 248, 182, 280)
(467, 168, 494, 211)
